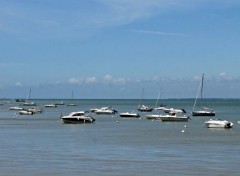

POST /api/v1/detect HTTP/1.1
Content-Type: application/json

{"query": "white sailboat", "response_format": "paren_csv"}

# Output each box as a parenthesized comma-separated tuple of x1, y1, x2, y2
(154, 88, 167, 110)
(22, 88, 36, 106)
(192, 74, 215, 116)
(66, 90, 78, 106)
(137, 88, 153, 112)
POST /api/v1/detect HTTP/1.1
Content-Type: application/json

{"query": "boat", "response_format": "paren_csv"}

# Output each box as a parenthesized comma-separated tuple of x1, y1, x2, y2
(66, 90, 78, 106)
(192, 107, 215, 116)
(22, 88, 36, 106)
(44, 104, 57, 108)
(162, 107, 186, 113)
(22, 101, 36, 106)
(119, 112, 140, 118)
(66, 103, 78, 106)
(137, 88, 153, 112)
(205, 119, 234, 128)
(61, 111, 95, 124)
(154, 88, 167, 110)
(15, 99, 26, 102)
(95, 107, 118, 114)
(19, 110, 34, 115)
(159, 112, 190, 122)
(27, 107, 43, 114)
(138, 105, 153, 112)
(9, 106, 24, 110)
(192, 74, 215, 116)
(55, 101, 65, 105)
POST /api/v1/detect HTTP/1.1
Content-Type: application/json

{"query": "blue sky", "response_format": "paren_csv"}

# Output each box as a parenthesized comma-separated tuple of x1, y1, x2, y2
(1, 0, 240, 99)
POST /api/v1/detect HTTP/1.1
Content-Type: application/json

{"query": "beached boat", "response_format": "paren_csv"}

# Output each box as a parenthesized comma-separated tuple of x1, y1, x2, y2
(159, 112, 190, 122)
(192, 74, 215, 116)
(205, 119, 233, 128)
(61, 111, 95, 124)
(119, 112, 140, 118)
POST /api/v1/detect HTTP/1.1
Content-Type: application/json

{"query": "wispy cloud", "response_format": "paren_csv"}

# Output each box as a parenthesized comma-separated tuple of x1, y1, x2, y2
(1, 0, 240, 40)
(129, 29, 187, 37)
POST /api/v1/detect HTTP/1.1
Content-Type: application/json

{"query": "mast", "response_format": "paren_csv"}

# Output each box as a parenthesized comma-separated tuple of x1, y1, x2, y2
(193, 74, 204, 111)
(200, 73, 204, 102)
(138, 88, 144, 106)
(155, 88, 162, 107)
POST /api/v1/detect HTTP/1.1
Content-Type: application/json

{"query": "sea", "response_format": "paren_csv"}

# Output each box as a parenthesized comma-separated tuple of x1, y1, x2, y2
(0, 98, 240, 176)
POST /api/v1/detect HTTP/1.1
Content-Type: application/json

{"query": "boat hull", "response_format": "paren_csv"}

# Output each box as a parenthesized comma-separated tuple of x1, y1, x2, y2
(119, 113, 140, 118)
(138, 108, 153, 112)
(160, 117, 189, 122)
(145, 115, 162, 120)
(192, 111, 215, 116)
(205, 120, 233, 128)
(61, 117, 95, 124)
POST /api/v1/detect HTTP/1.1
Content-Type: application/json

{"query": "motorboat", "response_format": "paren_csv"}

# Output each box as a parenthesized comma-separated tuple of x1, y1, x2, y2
(27, 108, 42, 114)
(22, 101, 36, 106)
(44, 104, 57, 108)
(95, 107, 118, 114)
(9, 106, 24, 110)
(159, 112, 190, 122)
(162, 107, 186, 113)
(19, 110, 34, 115)
(138, 105, 153, 112)
(55, 101, 65, 105)
(66, 103, 78, 106)
(205, 119, 233, 128)
(119, 112, 140, 118)
(192, 107, 215, 116)
(61, 111, 95, 124)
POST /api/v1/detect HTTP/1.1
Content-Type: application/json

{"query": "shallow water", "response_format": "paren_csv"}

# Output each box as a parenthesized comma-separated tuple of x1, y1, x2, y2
(0, 99, 239, 175)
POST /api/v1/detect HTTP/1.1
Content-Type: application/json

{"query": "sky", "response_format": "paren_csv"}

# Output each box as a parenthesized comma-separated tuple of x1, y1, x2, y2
(1, 0, 240, 99)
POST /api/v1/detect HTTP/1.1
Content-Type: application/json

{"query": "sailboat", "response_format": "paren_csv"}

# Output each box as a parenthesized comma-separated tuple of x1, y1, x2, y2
(66, 90, 78, 106)
(22, 88, 36, 106)
(137, 88, 153, 112)
(192, 74, 215, 116)
(154, 88, 167, 110)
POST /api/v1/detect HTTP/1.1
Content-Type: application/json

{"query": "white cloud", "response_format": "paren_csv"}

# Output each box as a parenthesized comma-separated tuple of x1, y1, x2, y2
(103, 74, 113, 82)
(68, 77, 81, 84)
(85, 76, 97, 84)
(217, 72, 233, 81)
(15, 82, 22, 86)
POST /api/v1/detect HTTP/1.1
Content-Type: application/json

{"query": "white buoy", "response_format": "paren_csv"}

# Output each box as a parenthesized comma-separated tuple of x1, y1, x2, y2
(238, 121, 240, 124)
(181, 130, 185, 133)
(184, 125, 187, 128)
(116, 120, 119, 123)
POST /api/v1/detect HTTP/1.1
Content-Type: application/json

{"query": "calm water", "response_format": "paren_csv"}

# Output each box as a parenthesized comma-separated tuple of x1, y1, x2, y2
(0, 99, 240, 176)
